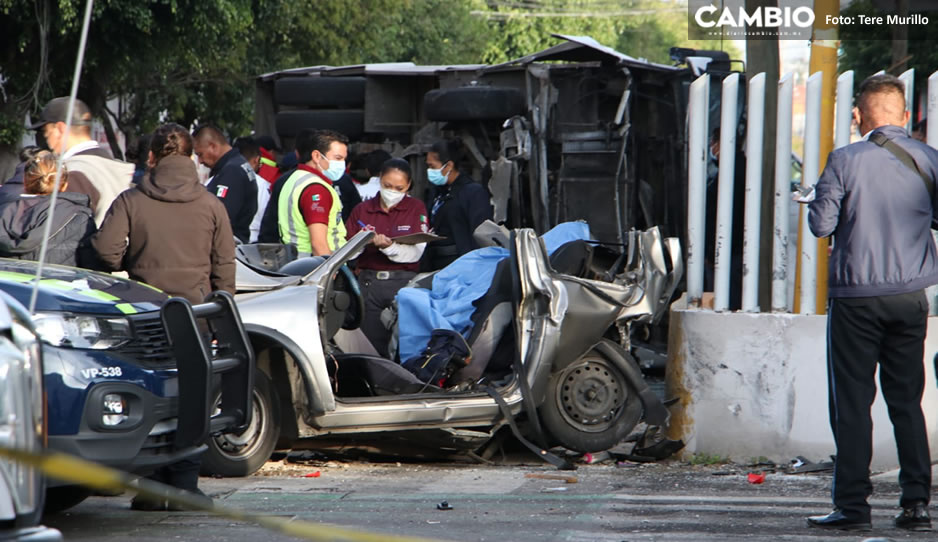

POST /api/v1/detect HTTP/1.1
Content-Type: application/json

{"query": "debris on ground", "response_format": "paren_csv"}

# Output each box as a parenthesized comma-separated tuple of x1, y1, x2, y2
(787, 456, 834, 474)
(286, 450, 330, 465)
(436, 501, 453, 510)
(747, 473, 766, 484)
(581, 451, 613, 464)
(524, 473, 578, 483)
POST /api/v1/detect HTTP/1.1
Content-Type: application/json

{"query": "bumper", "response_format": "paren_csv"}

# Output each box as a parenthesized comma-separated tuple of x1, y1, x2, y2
(47, 379, 206, 481)
(44, 292, 253, 481)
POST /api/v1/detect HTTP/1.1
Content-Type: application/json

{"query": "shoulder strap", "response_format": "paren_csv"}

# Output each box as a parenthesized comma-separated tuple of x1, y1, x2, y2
(870, 132, 935, 202)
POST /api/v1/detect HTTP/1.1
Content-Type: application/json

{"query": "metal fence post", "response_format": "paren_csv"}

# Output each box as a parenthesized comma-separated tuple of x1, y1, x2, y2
(928, 70, 938, 149)
(687, 74, 710, 307)
(714, 73, 739, 312)
(899, 69, 915, 134)
(835, 71, 854, 150)
(772, 74, 793, 312)
(742, 73, 765, 313)
(799, 72, 823, 315)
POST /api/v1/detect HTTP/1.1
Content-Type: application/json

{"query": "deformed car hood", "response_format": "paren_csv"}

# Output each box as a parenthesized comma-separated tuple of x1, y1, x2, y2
(0, 259, 167, 314)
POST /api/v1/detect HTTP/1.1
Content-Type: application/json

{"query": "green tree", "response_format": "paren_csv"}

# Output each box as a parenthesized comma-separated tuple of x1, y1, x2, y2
(839, 0, 938, 117)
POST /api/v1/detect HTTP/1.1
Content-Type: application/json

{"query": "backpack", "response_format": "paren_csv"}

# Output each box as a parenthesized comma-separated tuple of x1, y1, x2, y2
(402, 329, 472, 387)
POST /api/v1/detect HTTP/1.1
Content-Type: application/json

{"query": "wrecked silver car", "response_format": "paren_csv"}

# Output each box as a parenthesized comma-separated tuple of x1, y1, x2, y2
(208, 226, 681, 476)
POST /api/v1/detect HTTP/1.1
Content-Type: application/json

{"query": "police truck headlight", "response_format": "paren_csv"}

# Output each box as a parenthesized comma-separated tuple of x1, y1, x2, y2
(101, 393, 128, 426)
(32, 313, 131, 349)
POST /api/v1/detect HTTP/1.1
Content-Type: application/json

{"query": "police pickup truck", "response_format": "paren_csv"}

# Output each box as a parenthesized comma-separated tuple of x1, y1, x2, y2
(0, 259, 254, 513)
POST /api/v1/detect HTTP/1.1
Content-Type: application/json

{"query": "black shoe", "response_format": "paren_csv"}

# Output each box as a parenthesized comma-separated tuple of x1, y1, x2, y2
(895, 501, 931, 532)
(806, 510, 872, 531)
(130, 495, 167, 511)
(166, 488, 213, 512)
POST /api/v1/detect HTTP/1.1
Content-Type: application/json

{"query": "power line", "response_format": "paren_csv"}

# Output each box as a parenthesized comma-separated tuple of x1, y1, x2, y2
(472, 7, 685, 18)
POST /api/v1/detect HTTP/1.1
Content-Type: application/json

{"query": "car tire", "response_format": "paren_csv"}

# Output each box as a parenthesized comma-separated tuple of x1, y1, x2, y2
(275, 110, 364, 139)
(43, 485, 92, 515)
(423, 86, 525, 122)
(200, 370, 281, 477)
(539, 346, 642, 453)
(274, 77, 366, 108)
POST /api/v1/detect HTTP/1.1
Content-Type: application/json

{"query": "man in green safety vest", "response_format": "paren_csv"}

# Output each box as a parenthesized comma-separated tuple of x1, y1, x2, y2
(277, 129, 349, 256)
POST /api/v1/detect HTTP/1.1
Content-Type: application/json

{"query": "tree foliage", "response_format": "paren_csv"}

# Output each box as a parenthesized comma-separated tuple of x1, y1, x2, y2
(839, 0, 938, 117)
(0, 0, 698, 151)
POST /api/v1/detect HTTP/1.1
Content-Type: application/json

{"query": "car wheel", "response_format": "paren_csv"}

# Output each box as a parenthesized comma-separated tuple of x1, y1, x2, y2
(43, 485, 92, 515)
(423, 86, 525, 122)
(200, 370, 281, 477)
(539, 349, 641, 453)
(275, 110, 364, 139)
(274, 77, 366, 108)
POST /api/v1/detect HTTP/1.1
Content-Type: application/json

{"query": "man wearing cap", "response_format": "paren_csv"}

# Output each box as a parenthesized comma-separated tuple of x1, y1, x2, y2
(30, 97, 133, 226)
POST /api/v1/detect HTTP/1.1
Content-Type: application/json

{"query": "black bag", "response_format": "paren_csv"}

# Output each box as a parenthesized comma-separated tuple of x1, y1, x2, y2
(402, 329, 472, 386)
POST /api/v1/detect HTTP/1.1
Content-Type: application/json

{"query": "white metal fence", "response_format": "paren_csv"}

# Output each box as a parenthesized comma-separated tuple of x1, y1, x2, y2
(686, 68, 938, 314)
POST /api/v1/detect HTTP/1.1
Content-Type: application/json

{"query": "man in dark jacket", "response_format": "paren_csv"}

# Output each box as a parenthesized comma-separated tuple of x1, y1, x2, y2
(805, 74, 938, 533)
(257, 161, 296, 243)
(192, 124, 258, 243)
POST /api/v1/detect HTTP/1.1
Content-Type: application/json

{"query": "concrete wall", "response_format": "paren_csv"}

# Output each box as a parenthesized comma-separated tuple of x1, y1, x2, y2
(666, 294, 938, 469)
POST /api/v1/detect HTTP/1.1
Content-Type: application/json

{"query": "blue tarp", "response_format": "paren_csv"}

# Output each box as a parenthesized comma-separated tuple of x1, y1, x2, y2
(396, 222, 591, 363)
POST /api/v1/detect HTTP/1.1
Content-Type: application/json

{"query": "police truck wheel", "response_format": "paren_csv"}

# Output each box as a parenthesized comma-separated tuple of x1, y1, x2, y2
(200, 371, 281, 477)
(539, 349, 641, 453)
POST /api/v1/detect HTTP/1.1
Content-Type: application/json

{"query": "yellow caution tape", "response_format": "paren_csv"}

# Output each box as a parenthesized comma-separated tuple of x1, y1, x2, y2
(0, 446, 450, 542)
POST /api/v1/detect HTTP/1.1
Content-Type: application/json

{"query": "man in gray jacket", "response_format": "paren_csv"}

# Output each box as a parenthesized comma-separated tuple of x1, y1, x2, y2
(806, 74, 938, 532)
(30, 97, 133, 226)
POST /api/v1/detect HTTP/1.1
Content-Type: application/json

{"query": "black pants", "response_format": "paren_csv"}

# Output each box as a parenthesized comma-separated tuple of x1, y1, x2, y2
(149, 456, 201, 491)
(359, 270, 416, 358)
(827, 291, 932, 521)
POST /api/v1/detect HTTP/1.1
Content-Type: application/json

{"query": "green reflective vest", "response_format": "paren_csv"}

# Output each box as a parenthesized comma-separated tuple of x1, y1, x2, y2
(277, 170, 346, 254)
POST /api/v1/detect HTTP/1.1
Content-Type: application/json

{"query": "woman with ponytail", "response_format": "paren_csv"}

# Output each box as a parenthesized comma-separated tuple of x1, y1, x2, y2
(0, 150, 95, 266)
(92, 122, 234, 511)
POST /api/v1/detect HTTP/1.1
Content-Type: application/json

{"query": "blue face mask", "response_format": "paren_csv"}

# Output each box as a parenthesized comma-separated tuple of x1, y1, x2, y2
(427, 167, 447, 186)
(323, 159, 346, 181)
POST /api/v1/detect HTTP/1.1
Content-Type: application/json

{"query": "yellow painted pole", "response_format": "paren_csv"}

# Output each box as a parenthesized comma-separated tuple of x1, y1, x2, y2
(795, 0, 838, 314)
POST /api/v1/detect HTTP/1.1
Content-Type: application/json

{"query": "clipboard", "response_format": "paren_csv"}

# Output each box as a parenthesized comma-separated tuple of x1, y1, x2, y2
(391, 232, 446, 245)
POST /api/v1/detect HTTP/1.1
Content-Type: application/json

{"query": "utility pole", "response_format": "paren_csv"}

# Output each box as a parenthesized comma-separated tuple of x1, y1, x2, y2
(793, 0, 838, 314)
(745, 0, 780, 311)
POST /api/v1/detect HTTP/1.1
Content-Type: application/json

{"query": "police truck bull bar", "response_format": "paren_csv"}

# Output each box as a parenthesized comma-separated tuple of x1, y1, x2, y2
(160, 291, 255, 450)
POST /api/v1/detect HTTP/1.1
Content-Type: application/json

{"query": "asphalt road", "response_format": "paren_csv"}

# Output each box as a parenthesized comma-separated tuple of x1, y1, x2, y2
(44, 458, 936, 542)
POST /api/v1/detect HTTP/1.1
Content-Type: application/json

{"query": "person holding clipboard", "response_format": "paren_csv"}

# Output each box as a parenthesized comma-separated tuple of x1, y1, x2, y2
(346, 158, 433, 357)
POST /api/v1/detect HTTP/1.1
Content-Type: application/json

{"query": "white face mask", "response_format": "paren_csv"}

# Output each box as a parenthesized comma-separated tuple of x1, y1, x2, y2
(323, 159, 346, 181)
(380, 187, 406, 208)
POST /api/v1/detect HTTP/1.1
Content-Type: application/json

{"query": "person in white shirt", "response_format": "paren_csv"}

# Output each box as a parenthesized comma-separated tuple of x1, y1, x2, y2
(354, 149, 390, 201)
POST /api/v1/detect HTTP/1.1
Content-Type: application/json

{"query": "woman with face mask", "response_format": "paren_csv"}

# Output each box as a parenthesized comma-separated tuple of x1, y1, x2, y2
(424, 139, 493, 270)
(345, 158, 429, 358)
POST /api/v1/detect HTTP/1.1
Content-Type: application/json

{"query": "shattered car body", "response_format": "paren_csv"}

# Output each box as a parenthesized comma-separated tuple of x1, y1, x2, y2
(220, 226, 682, 474)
